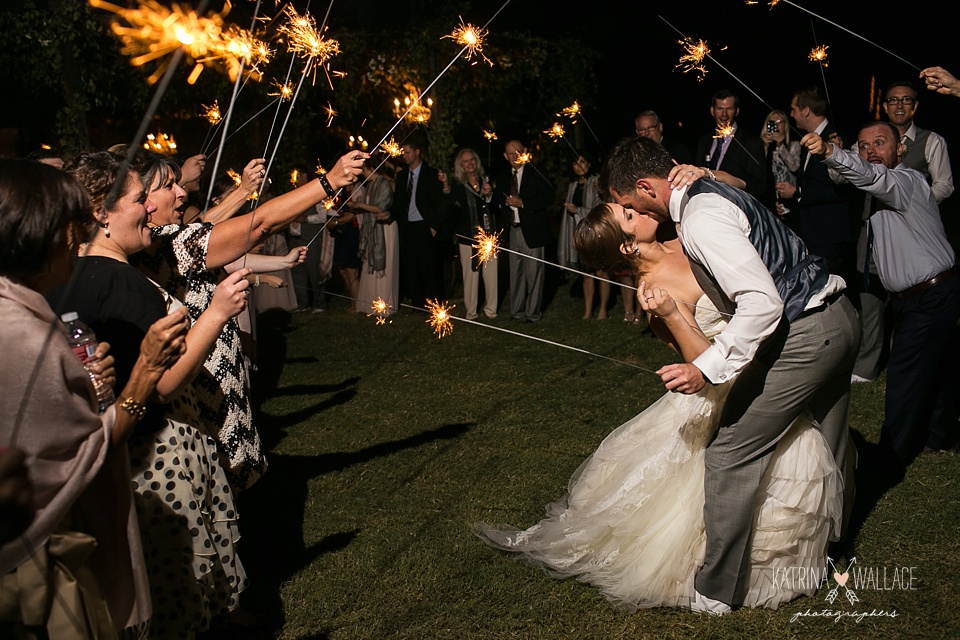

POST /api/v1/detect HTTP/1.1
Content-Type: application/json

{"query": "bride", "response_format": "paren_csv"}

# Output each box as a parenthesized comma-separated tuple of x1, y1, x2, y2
(475, 198, 850, 611)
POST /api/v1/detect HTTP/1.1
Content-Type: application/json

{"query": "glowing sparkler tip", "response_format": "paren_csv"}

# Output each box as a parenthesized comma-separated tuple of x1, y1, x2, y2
(674, 36, 711, 82)
(515, 152, 532, 166)
(714, 124, 735, 138)
(442, 17, 492, 66)
(227, 168, 242, 186)
(279, 5, 341, 63)
(560, 101, 581, 119)
(380, 137, 403, 157)
(808, 45, 829, 66)
(472, 228, 501, 266)
(544, 122, 566, 140)
(201, 100, 222, 125)
(269, 79, 296, 101)
(425, 299, 455, 339)
(482, 128, 498, 141)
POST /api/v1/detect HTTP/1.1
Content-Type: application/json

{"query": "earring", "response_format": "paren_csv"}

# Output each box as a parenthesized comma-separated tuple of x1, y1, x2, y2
(626, 243, 641, 256)
(102, 223, 110, 238)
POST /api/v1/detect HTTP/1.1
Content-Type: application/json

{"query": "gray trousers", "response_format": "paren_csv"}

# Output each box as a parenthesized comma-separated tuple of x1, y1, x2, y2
(695, 295, 860, 605)
(508, 226, 543, 321)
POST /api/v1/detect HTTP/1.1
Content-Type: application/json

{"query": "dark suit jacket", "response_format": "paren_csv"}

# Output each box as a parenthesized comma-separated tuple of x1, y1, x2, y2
(390, 161, 447, 235)
(696, 125, 768, 202)
(789, 121, 854, 258)
(492, 164, 553, 249)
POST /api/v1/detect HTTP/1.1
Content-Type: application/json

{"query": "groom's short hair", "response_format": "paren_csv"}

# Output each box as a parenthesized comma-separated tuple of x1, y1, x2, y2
(601, 136, 674, 197)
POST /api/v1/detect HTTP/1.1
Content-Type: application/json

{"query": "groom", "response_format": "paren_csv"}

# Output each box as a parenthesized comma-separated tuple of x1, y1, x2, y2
(600, 137, 859, 612)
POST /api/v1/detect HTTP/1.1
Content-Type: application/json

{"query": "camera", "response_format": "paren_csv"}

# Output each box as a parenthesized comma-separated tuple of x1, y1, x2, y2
(766, 120, 779, 134)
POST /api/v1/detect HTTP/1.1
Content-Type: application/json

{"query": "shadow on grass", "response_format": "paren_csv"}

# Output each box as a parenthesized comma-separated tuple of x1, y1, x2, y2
(832, 429, 905, 558)
(236, 422, 474, 638)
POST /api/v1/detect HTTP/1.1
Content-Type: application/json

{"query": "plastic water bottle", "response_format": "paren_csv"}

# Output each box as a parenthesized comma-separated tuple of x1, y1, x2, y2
(61, 312, 116, 413)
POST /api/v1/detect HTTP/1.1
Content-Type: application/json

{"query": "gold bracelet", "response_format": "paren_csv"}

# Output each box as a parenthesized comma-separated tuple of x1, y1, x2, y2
(118, 397, 147, 421)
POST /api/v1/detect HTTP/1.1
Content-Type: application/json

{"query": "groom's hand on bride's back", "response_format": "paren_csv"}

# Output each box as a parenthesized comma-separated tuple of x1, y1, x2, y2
(657, 363, 706, 394)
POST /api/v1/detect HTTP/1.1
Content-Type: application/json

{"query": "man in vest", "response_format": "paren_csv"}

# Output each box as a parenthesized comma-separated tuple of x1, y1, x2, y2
(805, 123, 960, 463)
(601, 136, 859, 614)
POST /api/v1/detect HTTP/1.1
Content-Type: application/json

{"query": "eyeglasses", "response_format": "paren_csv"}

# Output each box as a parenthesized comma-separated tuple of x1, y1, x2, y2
(884, 97, 916, 105)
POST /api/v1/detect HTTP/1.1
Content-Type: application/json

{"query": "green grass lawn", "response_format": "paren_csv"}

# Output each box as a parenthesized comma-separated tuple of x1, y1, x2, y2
(234, 284, 959, 640)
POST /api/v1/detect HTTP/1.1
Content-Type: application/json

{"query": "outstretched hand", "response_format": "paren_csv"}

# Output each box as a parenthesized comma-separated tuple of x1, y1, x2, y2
(800, 132, 831, 158)
(657, 363, 705, 394)
(327, 152, 368, 192)
(920, 66, 960, 97)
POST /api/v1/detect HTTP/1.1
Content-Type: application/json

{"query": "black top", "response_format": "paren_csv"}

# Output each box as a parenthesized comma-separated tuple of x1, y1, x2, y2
(48, 255, 168, 431)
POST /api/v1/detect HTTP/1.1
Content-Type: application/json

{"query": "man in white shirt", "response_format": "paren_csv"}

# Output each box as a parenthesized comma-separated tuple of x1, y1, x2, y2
(601, 136, 859, 613)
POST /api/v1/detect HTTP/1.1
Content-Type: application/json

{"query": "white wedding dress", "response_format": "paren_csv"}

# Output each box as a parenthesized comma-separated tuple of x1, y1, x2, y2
(476, 296, 845, 610)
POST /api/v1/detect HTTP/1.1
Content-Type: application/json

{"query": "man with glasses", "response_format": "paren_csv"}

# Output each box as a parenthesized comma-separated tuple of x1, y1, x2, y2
(883, 81, 953, 203)
(635, 110, 692, 165)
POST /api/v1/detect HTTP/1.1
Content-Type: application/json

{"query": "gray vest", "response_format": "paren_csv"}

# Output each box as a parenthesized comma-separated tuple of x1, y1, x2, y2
(901, 126, 932, 181)
(681, 181, 829, 322)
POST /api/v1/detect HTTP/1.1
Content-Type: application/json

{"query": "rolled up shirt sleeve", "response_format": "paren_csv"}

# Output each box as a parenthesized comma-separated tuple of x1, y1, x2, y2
(680, 194, 785, 383)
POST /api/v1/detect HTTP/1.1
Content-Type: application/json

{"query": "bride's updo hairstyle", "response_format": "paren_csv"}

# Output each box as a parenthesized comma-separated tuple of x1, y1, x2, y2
(574, 203, 634, 272)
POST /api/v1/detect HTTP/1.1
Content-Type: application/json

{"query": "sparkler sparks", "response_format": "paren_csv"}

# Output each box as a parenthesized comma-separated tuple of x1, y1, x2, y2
(268, 79, 295, 101)
(369, 297, 392, 324)
(278, 5, 340, 64)
(714, 124, 735, 138)
(227, 168, 242, 186)
(808, 44, 829, 65)
(515, 151, 532, 166)
(674, 36, 711, 81)
(323, 101, 337, 127)
(442, 17, 493, 66)
(201, 100, 222, 125)
(290, 168, 300, 186)
(380, 137, 403, 157)
(473, 228, 501, 265)
(89, 0, 267, 84)
(482, 129, 498, 141)
(425, 299, 455, 339)
(544, 122, 566, 139)
(560, 101, 581, 120)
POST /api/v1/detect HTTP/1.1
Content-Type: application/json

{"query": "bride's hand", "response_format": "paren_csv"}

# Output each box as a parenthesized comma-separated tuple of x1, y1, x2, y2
(637, 281, 678, 319)
(657, 363, 706, 394)
(666, 164, 707, 190)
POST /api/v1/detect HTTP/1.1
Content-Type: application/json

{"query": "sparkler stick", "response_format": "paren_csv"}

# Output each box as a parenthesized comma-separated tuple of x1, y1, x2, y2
(544, 122, 580, 157)
(483, 128, 497, 167)
(370, 0, 514, 154)
(459, 232, 733, 318)
(809, 21, 838, 129)
(659, 15, 804, 145)
(762, 0, 921, 71)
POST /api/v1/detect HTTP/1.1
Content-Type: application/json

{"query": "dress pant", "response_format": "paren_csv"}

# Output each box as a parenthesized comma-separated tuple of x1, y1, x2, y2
(880, 277, 960, 461)
(853, 276, 888, 380)
(507, 225, 543, 321)
(458, 243, 497, 319)
(399, 220, 443, 308)
(696, 295, 860, 606)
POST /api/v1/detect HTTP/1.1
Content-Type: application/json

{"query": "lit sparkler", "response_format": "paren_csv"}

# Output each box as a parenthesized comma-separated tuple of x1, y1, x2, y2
(544, 122, 565, 139)
(369, 297, 392, 324)
(425, 299, 455, 339)
(89, 0, 267, 84)
(560, 100, 581, 121)
(268, 79, 295, 101)
(202, 100, 222, 125)
(380, 137, 403, 157)
(714, 124, 735, 138)
(442, 17, 493, 66)
(278, 5, 340, 65)
(227, 168, 242, 186)
(515, 151, 532, 166)
(473, 228, 501, 265)
(808, 44, 829, 66)
(482, 129, 498, 141)
(674, 36, 710, 81)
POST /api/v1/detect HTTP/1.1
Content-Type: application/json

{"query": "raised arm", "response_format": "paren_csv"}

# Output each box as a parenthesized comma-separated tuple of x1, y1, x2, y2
(201, 158, 266, 224)
(204, 153, 366, 269)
